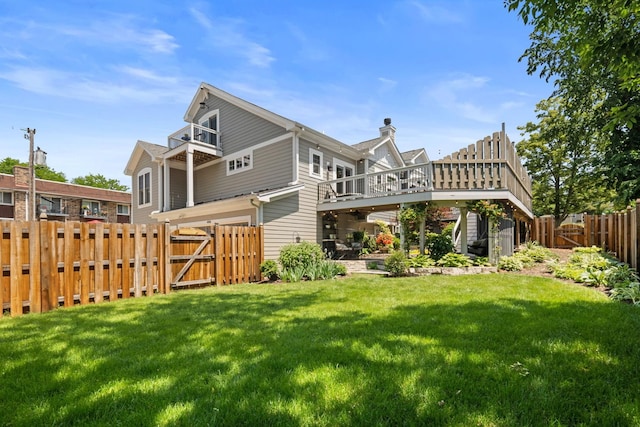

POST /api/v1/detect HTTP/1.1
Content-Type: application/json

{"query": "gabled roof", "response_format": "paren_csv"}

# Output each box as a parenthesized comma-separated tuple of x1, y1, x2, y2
(351, 137, 383, 152)
(185, 83, 298, 130)
(401, 148, 430, 164)
(353, 136, 405, 167)
(124, 140, 167, 176)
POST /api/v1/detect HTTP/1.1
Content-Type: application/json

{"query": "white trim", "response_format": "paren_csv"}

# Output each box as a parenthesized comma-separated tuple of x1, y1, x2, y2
(226, 148, 253, 176)
(291, 133, 299, 184)
(136, 167, 152, 208)
(257, 184, 305, 202)
(309, 147, 323, 179)
(332, 158, 355, 180)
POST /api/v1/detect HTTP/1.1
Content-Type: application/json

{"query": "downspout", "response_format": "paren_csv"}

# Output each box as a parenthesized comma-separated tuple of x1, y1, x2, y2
(250, 198, 263, 226)
(289, 130, 300, 185)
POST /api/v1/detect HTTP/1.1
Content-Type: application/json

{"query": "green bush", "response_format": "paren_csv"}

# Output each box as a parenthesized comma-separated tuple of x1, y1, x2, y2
(610, 282, 640, 305)
(367, 261, 379, 270)
(259, 260, 280, 281)
(519, 241, 557, 263)
(280, 265, 306, 283)
(498, 255, 524, 272)
(279, 241, 325, 272)
(473, 256, 492, 267)
(436, 252, 471, 267)
(407, 254, 435, 268)
(425, 230, 454, 261)
(607, 264, 640, 287)
(550, 262, 585, 281)
(385, 250, 408, 276)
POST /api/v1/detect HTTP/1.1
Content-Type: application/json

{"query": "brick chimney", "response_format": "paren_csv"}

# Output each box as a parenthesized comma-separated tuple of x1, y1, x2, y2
(13, 165, 29, 187)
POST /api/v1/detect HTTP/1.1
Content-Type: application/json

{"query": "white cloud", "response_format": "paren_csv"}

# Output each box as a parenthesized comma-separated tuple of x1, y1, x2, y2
(378, 77, 398, 92)
(39, 16, 179, 54)
(425, 74, 496, 123)
(0, 66, 191, 104)
(116, 66, 179, 85)
(408, 1, 463, 23)
(188, 7, 275, 68)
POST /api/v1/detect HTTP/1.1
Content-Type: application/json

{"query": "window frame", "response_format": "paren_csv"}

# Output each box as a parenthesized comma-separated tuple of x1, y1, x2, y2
(117, 204, 130, 215)
(137, 167, 152, 208)
(226, 149, 253, 176)
(309, 148, 323, 179)
(0, 191, 13, 205)
(81, 199, 101, 215)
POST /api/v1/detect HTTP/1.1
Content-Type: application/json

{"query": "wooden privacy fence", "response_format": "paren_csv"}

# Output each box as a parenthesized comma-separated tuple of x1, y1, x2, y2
(1, 220, 263, 317)
(532, 201, 640, 269)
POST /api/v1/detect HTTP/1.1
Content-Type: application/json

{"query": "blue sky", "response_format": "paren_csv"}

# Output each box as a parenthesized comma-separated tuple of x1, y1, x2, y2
(0, 0, 551, 187)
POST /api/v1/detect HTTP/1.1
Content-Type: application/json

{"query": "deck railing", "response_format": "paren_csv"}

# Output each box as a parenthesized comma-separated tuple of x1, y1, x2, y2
(318, 131, 533, 211)
(318, 164, 432, 202)
(168, 123, 221, 150)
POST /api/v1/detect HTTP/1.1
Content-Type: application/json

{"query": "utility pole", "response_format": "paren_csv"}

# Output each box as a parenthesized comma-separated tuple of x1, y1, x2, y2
(24, 128, 36, 221)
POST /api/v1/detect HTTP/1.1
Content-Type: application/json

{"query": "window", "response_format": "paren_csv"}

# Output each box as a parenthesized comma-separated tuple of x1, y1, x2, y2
(226, 150, 253, 175)
(117, 204, 130, 215)
(0, 191, 12, 205)
(198, 110, 219, 146)
(137, 168, 151, 207)
(39, 195, 63, 214)
(81, 200, 101, 215)
(309, 148, 323, 179)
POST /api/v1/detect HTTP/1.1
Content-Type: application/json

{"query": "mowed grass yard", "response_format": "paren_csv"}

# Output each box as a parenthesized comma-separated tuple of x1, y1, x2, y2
(1, 274, 640, 426)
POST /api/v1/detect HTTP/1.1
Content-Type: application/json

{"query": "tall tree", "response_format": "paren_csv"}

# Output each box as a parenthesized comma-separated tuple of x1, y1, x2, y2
(71, 174, 129, 191)
(506, 0, 640, 205)
(0, 157, 67, 182)
(517, 97, 613, 225)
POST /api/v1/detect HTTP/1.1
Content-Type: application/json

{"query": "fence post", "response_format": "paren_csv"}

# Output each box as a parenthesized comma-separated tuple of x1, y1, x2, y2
(29, 219, 41, 313)
(39, 218, 51, 312)
(163, 221, 172, 293)
(635, 199, 640, 270)
(10, 221, 23, 316)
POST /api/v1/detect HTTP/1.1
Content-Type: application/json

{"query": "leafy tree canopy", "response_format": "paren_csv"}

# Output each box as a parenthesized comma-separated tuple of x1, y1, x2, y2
(71, 174, 129, 191)
(506, 0, 640, 205)
(0, 157, 67, 182)
(517, 97, 615, 224)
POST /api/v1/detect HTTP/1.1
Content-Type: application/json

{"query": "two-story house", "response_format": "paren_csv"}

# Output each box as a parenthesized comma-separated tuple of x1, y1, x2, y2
(125, 83, 533, 260)
(0, 166, 131, 223)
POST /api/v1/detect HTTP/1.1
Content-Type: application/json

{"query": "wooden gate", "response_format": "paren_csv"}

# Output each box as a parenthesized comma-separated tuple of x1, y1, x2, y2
(168, 225, 263, 288)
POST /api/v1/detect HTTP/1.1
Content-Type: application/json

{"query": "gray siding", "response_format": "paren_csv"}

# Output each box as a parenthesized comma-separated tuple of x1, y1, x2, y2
(131, 152, 158, 224)
(172, 208, 256, 227)
(169, 167, 187, 209)
(194, 139, 293, 203)
(195, 96, 286, 155)
(263, 193, 317, 260)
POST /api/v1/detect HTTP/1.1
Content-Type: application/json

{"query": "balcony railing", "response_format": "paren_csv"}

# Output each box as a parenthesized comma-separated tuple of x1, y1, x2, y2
(168, 123, 222, 151)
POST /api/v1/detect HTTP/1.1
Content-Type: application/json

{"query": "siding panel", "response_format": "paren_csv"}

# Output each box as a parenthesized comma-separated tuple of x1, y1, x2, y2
(195, 96, 286, 155)
(131, 153, 158, 224)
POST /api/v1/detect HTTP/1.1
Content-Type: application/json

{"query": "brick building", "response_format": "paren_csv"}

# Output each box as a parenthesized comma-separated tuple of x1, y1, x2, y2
(0, 166, 131, 223)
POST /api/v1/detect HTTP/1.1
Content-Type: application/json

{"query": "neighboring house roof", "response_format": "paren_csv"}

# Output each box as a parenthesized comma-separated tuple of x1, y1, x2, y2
(401, 148, 430, 164)
(0, 172, 131, 204)
(124, 140, 167, 176)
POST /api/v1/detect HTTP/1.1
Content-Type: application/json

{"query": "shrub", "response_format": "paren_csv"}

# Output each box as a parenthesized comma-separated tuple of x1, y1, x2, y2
(407, 255, 435, 268)
(498, 255, 524, 272)
(519, 241, 557, 263)
(607, 264, 640, 287)
(376, 232, 394, 248)
(610, 282, 640, 305)
(436, 252, 471, 267)
(367, 261, 379, 270)
(385, 250, 408, 276)
(260, 260, 279, 281)
(279, 241, 325, 272)
(550, 262, 585, 281)
(280, 265, 306, 283)
(425, 231, 454, 261)
(473, 256, 492, 267)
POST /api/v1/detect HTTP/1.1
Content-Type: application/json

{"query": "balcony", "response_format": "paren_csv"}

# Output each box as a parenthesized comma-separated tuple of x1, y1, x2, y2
(168, 123, 222, 153)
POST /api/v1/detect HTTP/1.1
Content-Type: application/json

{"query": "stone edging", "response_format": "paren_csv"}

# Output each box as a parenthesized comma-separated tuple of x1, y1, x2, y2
(410, 266, 497, 276)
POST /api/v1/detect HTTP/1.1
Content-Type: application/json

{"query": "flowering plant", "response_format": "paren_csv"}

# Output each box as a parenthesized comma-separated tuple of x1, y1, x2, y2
(376, 232, 394, 247)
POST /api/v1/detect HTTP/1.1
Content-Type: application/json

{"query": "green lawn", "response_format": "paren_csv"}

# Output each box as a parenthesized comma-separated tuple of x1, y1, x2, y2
(1, 274, 640, 426)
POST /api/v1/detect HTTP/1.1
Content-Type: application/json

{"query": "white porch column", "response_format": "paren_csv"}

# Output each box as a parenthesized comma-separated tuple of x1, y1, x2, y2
(460, 207, 468, 255)
(163, 159, 170, 211)
(186, 147, 194, 208)
(364, 159, 369, 196)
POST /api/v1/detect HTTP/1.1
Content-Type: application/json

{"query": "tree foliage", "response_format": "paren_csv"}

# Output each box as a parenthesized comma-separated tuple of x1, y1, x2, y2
(0, 157, 67, 182)
(71, 174, 129, 191)
(506, 0, 640, 205)
(517, 98, 614, 224)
